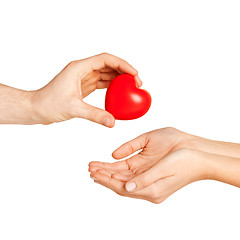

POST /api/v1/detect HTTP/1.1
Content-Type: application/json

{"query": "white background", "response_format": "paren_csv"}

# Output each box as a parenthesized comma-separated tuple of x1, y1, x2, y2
(0, 0, 240, 239)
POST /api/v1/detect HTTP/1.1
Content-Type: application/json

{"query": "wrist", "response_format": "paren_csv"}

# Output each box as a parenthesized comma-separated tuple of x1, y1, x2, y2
(178, 132, 202, 150)
(0, 86, 39, 125)
(29, 89, 52, 125)
(187, 149, 211, 181)
(23, 90, 37, 124)
(182, 133, 240, 159)
(194, 151, 225, 181)
(195, 151, 213, 180)
(180, 134, 222, 156)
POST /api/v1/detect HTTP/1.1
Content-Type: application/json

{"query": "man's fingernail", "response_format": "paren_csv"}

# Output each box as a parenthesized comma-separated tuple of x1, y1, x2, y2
(91, 176, 97, 181)
(103, 117, 113, 127)
(126, 182, 136, 192)
(135, 76, 142, 86)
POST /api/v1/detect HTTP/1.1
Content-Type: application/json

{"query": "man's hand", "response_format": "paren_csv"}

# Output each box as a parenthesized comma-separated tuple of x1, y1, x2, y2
(31, 53, 141, 126)
(0, 53, 141, 126)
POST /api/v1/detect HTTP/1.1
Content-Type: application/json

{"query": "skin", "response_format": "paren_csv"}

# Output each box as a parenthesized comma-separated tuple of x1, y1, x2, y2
(89, 127, 240, 204)
(0, 53, 141, 126)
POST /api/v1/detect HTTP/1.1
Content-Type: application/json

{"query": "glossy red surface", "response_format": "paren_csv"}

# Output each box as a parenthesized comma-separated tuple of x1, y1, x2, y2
(105, 74, 151, 120)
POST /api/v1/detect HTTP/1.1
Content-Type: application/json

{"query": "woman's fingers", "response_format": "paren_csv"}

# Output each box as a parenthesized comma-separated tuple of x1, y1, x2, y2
(90, 171, 146, 199)
(90, 170, 178, 204)
(89, 154, 145, 173)
(111, 170, 134, 181)
(112, 133, 148, 159)
(124, 157, 173, 192)
(88, 164, 102, 173)
(96, 168, 113, 177)
(90, 172, 125, 194)
(89, 162, 133, 181)
(130, 176, 178, 204)
(89, 160, 129, 171)
(89, 154, 149, 178)
(111, 173, 132, 181)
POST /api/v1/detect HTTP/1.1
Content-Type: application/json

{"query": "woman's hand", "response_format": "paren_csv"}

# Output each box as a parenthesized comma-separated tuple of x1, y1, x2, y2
(89, 128, 201, 180)
(89, 128, 207, 203)
(89, 128, 240, 203)
(31, 53, 141, 126)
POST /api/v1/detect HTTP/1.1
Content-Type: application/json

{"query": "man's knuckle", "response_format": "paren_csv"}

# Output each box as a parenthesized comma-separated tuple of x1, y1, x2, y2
(99, 52, 109, 58)
(88, 110, 98, 121)
(68, 60, 77, 67)
(165, 127, 175, 131)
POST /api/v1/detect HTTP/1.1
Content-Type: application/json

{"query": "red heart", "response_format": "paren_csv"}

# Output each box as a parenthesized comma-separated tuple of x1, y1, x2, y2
(105, 74, 151, 120)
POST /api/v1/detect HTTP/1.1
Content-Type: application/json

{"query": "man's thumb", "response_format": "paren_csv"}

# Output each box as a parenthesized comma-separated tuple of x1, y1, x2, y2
(78, 102, 115, 127)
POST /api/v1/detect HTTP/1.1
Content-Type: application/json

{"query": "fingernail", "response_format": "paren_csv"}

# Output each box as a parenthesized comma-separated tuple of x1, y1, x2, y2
(90, 166, 98, 172)
(91, 176, 97, 181)
(135, 76, 142, 87)
(103, 117, 113, 127)
(126, 182, 136, 192)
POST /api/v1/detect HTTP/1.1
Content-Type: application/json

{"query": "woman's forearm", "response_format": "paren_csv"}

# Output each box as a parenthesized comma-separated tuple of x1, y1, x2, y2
(185, 133, 240, 159)
(0, 84, 37, 124)
(186, 134, 240, 186)
(204, 151, 240, 187)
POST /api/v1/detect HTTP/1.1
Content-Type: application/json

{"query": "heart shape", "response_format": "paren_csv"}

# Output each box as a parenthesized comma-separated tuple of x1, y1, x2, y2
(105, 74, 151, 120)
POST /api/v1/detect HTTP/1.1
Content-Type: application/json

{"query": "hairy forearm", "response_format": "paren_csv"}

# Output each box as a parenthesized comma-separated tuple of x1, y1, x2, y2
(0, 84, 37, 124)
